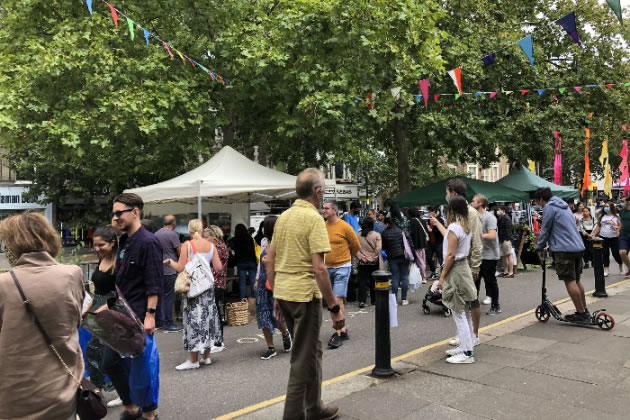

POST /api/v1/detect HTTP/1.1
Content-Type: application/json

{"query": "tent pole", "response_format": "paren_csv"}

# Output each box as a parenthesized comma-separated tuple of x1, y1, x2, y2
(198, 181, 203, 220)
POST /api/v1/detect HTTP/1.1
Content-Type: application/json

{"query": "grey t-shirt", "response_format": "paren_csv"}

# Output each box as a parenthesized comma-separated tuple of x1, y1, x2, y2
(155, 228, 181, 275)
(481, 211, 500, 260)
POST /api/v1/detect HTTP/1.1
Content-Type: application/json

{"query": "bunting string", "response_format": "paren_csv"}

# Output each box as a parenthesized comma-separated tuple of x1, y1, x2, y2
(85, 0, 227, 85)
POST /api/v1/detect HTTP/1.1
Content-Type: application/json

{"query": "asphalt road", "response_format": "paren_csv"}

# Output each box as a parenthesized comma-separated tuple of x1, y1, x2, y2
(103, 265, 623, 420)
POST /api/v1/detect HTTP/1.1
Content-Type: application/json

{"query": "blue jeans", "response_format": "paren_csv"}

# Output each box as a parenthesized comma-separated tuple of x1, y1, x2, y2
(389, 258, 409, 300)
(238, 262, 257, 299)
(161, 274, 177, 325)
(327, 266, 351, 298)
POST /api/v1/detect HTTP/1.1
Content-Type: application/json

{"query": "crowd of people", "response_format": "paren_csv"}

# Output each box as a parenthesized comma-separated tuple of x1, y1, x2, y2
(3, 169, 624, 420)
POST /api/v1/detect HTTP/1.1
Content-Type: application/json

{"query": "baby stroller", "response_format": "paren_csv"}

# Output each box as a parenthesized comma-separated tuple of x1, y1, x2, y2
(421, 286, 452, 317)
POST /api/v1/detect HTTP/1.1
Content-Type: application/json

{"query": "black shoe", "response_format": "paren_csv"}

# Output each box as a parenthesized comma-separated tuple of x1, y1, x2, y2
(163, 323, 183, 332)
(141, 416, 158, 420)
(261, 348, 277, 360)
(120, 410, 142, 420)
(328, 333, 343, 349)
(340, 330, 350, 341)
(565, 311, 591, 322)
(282, 333, 292, 352)
(319, 406, 340, 420)
(486, 305, 502, 316)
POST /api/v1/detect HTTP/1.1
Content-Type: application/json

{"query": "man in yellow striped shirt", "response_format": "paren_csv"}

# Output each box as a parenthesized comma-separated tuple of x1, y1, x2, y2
(265, 168, 345, 420)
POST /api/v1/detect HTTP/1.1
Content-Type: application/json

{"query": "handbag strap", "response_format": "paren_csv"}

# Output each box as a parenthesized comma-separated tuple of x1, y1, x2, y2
(415, 218, 429, 237)
(10, 270, 83, 389)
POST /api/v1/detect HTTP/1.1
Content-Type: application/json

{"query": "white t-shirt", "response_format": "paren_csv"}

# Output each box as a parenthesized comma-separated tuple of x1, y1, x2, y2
(443, 223, 472, 261)
(598, 215, 619, 238)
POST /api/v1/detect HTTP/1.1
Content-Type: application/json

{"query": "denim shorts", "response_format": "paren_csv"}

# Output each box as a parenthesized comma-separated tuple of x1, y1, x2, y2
(620, 234, 630, 252)
(327, 266, 351, 298)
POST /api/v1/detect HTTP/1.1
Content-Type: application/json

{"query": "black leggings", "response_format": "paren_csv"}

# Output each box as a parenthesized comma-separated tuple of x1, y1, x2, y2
(582, 235, 593, 264)
(602, 236, 622, 267)
(358, 264, 378, 304)
(215, 287, 225, 345)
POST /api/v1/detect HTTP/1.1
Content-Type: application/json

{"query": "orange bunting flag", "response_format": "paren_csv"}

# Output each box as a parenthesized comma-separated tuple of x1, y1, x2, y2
(581, 129, 591, 197)
(105, 2, 118, 28)
(447, 68, 463, 95)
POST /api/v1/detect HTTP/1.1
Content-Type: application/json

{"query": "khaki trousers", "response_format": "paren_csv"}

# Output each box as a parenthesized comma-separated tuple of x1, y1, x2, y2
(277, 298, 323, 420)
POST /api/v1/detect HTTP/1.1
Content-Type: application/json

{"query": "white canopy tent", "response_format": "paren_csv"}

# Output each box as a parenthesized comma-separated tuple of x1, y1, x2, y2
(125, 146, 298, 231)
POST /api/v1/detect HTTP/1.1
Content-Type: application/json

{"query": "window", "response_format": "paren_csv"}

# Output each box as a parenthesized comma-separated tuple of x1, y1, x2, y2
(467, 165, 478, 179)
(484, 169, 490, 181)
(492, 165, 499, 181)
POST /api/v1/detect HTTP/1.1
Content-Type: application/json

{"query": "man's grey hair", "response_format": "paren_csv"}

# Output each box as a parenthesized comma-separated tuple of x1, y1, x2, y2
(324, 200, 338, 210)
(296, 168, 325, 199)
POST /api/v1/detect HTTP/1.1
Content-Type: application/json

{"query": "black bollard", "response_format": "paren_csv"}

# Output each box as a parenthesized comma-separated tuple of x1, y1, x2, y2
(591, 237, 608, 298)
(371, 270, 395, 378)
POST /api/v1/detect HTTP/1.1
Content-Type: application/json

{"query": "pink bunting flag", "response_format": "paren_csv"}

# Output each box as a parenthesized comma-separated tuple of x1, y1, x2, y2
(622, 124, 627, 131)
(554, 95, 559, 103)
(574, 86, 582, 92)
(418, 79, 430, 108)
(105, 2, 118, 28)
(162, 42, 173, 59)
(433, 94, 440, 102)
(489, 92, 497, 99)
(521, 90, 528, 96)
(553, 131, 562, 185)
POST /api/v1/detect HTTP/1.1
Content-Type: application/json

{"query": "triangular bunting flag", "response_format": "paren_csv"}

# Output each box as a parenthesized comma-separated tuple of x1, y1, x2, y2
(143, 29, 150, 46)
(390, 87, 402, 100)
(490, 92, 497, 99)
(366, 93, 375, 110)
(574, 86, 582, 92)
(482, 53, 496, 66)
(555, 11, 581, 47)
(174, 49, 185, 62)
(537, 89, 545, 95)
(184, 55, 195, 67)
(521, 90, 528, 96)
(505, 91, 514, 95)
(606, 84, 613, 88)
(606, 0, 623, 25)
(105, 2, 118, 28)
(623, 124, 627, 131)
(434, 94, 440, 102)
(162, 42, 173, 59)
(414, 95, 422, 104)
(86, 0, 93, 15)
(559, 88, 566, 94)
(554, 95, 559, 103)
(528, 160, 536, 173)
(126, 18, 135, 41)
(475, 92, 482, 96)
(352, 97, 359, 104)
(586, 128, 591, 138)
(455, 93, 461, 100)
(447, 68, 463, 95)
(625, 82, 630, 87)
(418, 79, 430, 109)
(517, 35, 535, 67)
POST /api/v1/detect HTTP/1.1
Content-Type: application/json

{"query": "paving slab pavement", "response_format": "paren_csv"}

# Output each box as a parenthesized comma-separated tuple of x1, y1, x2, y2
(242, 281, 630, 419)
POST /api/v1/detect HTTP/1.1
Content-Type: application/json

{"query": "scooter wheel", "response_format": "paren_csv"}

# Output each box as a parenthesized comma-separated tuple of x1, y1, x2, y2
(596, 312, 615, 330)
(535, 305, 550, 323)
(444, 308, 452, 317)
(423, 306, 430, 315)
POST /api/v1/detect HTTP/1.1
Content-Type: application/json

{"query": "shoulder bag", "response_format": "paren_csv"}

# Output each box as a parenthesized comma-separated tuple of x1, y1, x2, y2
(414, 218, 429, 242)
(10, 271, 107, 420)
(174, 242, 192, 294)
(186, 241, 215, 298)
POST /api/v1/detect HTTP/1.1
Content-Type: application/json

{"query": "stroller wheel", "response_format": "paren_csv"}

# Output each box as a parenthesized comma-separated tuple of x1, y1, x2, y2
(443, 308, 452, 317)
(423, 306, 430, 315)
(535, 305, 550, 323)
(596, 312, 615, 330)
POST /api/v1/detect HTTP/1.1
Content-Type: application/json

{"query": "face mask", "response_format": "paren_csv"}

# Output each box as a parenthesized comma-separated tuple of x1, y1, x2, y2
(604, 207, 610, 214)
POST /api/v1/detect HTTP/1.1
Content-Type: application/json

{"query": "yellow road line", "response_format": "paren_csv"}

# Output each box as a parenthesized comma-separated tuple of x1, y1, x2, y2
(215, 279, 629, 420)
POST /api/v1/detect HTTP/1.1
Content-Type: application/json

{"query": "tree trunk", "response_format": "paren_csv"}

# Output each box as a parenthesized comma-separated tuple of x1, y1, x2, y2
(394, 117, 411, 194)
(222, 125, 235, 147)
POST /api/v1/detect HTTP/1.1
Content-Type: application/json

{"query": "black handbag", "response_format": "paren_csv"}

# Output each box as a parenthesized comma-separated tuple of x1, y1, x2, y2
(10, 271, 107, 420)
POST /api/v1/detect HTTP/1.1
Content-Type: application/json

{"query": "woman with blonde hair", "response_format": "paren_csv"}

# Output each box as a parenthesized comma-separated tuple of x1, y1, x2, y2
(0, 212, 85, 419)
(436, 196, 479, 364)
(165, 219, 222, 370)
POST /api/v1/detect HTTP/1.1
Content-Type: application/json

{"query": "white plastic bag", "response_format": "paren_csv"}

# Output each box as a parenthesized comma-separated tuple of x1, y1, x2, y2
(408, 264, 422, 293)
(389, 293, 398, 328)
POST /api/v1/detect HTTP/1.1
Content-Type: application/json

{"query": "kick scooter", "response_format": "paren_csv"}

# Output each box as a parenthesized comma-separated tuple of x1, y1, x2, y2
(535, 250, 615, 330)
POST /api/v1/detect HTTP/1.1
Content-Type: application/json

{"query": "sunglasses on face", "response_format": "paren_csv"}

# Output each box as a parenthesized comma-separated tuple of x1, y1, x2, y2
(112, 208, 134, 218)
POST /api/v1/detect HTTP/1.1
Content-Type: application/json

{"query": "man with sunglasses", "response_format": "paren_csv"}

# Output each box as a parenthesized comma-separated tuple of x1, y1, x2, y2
(102, 193, 163, 420)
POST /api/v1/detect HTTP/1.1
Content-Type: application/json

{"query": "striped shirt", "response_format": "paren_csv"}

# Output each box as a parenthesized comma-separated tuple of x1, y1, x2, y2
(271, 199, 331, 302)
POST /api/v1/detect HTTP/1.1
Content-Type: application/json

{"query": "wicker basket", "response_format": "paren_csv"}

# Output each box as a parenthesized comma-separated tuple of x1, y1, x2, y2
(226, 298, 249, 326)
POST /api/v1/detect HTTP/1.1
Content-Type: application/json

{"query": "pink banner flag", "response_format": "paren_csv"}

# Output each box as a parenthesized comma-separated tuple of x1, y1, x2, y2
(619, 139, 630, 196)
(162, 42, 173, 59)
(105, 2, 118, 28)
(574, 86, 582, 92)
(418, 79, 430, 109)
(554, 131, 562, 185)
(489, 92, 497, 99)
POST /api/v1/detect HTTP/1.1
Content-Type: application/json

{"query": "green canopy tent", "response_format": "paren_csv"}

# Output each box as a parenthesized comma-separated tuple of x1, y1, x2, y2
(395, 176, 530, 207)
(495, 165, 579, 199)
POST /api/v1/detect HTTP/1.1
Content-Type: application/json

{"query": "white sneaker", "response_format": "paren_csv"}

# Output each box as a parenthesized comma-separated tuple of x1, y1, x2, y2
(446, 346, 464, 356)
(200, 358, 212, 365)
(604, 270, 609, 277)
(402, 300, 409, 306)
(175, 360, 200, 371)
(106, 397, 123, 408)
(446, 353, 475, 364)
(474, 336, 481, 347)
(449, 337, 460, 346)
(482, 296, 492, 305)
(211, 345, 226, 353)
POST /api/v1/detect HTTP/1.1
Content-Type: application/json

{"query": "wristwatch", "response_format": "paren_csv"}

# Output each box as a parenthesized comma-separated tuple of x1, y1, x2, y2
(146, 307, 157, 314)
(328, 304, 341, 314)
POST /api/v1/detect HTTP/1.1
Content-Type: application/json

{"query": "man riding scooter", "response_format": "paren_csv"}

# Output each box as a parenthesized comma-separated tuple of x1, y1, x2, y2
(534, 187, 588, 321)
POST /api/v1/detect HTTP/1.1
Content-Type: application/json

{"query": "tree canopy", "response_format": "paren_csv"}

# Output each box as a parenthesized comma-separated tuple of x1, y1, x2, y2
(0, 0, 628, 209)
